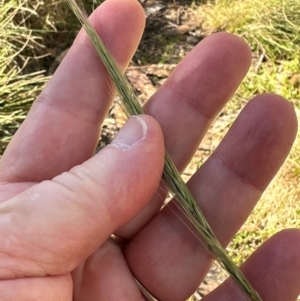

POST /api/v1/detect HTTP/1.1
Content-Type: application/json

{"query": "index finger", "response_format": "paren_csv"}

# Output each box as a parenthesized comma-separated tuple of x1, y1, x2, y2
(0, 0, 145, 182)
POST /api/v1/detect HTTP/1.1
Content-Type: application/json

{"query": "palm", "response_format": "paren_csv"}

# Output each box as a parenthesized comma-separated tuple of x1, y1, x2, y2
(0, 1, 300, 300)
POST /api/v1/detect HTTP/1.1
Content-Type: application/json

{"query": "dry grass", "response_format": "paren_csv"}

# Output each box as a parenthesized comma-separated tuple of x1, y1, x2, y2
(0, 0, 86, 156)
(200, 0, 300, 59)
(0, 0, 50, 155)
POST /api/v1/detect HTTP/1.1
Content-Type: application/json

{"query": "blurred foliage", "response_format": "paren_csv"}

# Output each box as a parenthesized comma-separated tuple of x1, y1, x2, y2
(199, 0, 300, 110)
(0, 0, 98, 155)
(0, 0, 50, 155)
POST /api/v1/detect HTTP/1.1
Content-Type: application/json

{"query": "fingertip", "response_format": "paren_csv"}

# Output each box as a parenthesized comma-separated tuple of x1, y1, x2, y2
(203, 229, 300, 301)
(88, 0, 146, 65)
(100, 113, 165, 228)
(93, 0, 146, 33)
(246, 93, 298, 147)
(253, 93, 298, 129)
(217, 93, 298, 191)
(110, 114, 165, 157)
(202, 32, 253, 72)
(240, 228, 300, 301)
(137, 114, 165, 154)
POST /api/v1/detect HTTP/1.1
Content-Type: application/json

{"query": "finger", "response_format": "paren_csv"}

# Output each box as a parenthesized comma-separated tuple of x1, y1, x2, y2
(1, 275, 72, 301)
(0, 0, 145, 182)
(0, 115, 164, 279)
(72, 241, 144, 301)
(125, 95, 298, 301)
(203, 229, 300, 301)
(116, 32, 252, 238)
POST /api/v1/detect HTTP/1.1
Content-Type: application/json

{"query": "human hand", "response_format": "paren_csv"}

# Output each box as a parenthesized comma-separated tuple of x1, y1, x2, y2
(0, 0, 299, 300)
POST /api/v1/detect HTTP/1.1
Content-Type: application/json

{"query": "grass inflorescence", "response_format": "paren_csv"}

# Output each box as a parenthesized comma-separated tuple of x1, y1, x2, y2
(65, 1, 264, 300)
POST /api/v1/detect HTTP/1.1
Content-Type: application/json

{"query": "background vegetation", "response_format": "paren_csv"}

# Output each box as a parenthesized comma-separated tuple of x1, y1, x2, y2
(0, 0, 299, 272)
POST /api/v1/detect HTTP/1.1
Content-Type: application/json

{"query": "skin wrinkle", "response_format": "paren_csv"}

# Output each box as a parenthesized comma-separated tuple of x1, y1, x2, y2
(55, 282, 64, 301)
(0, 144, 31, 183)
(72, 259, 85, 290)
(85, 1, 145, 69)
(213, 152, 264, 193)
(214, 97, 296, 192)
(0, 185, 97, 278)
(79, 251, 114, 297)
(66, 166, 106, 198)
(0, 246, 47, 280)
(1, 126, 96, 183)
(0, 203, 13, 214)
(48, 177, 112, 236)
(52, 158, 113, 227)
(188, 181, 261, 247)
(167, 86, 211, 122)
(240, 115, 282, 157)
(163, 82, 214, 121)
(0, 183, 36, 203)
(76, 241, 143, 301)
(36, 85, 106, 127)
(39, 78, 111, 127)
(162, 38, 250, 119)
(6, 220, 77, 278)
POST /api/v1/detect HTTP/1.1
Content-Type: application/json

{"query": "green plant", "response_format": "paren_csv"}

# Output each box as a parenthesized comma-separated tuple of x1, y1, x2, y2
(0, 0, 52, 156)
(0, 0, 97, 156)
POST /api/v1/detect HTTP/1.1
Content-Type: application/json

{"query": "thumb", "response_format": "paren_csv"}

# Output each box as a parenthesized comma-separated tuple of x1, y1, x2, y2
(0, 115, 164, 279)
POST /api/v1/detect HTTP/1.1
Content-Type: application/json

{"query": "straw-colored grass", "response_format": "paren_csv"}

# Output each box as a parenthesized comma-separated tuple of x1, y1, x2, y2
(200, 0, 300, 60)
(0, 0, 50, 155)
(0, 0, 85, 156)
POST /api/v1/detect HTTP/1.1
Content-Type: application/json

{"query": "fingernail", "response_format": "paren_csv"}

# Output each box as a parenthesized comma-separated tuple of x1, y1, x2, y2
(111, 116, 149, 151)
